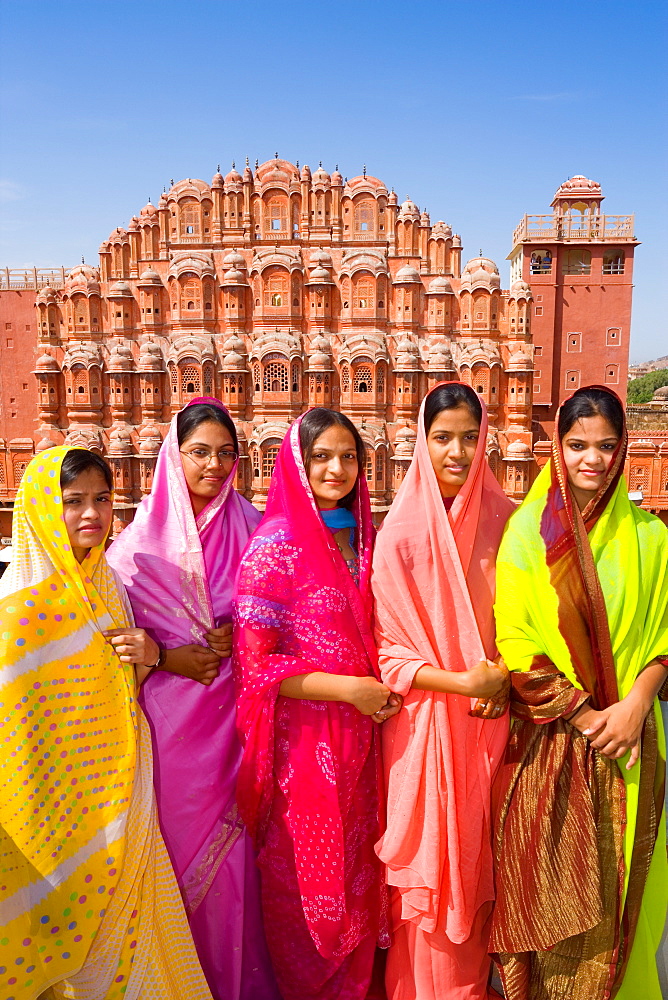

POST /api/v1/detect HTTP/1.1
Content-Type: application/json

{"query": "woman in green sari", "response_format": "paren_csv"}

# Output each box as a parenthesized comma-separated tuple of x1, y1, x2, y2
(490, 386, 668, 1000)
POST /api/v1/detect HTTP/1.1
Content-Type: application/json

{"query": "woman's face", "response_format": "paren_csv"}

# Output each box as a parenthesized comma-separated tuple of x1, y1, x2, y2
(307, 425, 359, 510)
(62, 467, 113, 563)
(561, 413, 620, 510)
(179, 419, 236, 515)
(426, 405, 480, 498)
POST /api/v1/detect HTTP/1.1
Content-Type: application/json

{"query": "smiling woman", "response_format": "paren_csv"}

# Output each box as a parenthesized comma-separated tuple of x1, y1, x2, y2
(491, 386, 668, 1000)
(0, 447, 214, 1000)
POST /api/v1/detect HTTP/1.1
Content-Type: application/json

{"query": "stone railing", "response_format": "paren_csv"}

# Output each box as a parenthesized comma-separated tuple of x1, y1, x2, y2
(513, 214, 635, 244)
(0, 267, 69, 290)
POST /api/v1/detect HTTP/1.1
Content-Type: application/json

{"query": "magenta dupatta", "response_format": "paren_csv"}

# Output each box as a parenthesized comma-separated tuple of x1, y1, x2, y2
(234, 416, 389, 970)
(107, 399, 274, 1000)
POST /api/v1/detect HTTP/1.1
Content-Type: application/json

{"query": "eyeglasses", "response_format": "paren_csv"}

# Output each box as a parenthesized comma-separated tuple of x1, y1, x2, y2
(180, 449, 238, 468)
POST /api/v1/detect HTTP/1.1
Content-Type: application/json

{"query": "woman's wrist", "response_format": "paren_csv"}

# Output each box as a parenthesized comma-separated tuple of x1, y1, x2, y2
(146, 644, 166, 670)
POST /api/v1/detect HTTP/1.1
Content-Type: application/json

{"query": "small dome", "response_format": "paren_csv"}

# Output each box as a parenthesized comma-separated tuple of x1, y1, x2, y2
(388, 190, 398, 206)
(427, 275, 453, 294)
(398, 197, 419, 220)
(309, 248, 333, 268)
(137, 268, 162, 285)
(140, 201, 157, 217)
(220, 267, 248, 285)
(394, 426, 417, 458)
(64, 264, 100, 296)
(223, 335, 246, 354)
(507, 350, 533, 371)
(225, 164, 242, 185)
(652, 384, 668, 402)
(300, 164, 312, 181)
(420, 210, 430, 225)
(223, 250, 246, 268)
(506, 441, 532, 460)
(138, 426, 162, 456)
(330, 168, 343, 186)
(108, 425, 134, 456)
(553, 175, 602, 200)
(35, 352, 59, 372)
(107, 342, 134, 371)
(306, 265, 334, 285)
(108, 280, 134, 298)
(431, 220, 452, 237)
(312, 163, 330, 185)
(137, 341, 164, 371)
(211, 170, 224, 189)
(127, 216, 140, 232)
(393, 264, 422, 284)
(222, 349, 246, 371)
(509, 279, 532, 300)
(37, 285, 57, 305)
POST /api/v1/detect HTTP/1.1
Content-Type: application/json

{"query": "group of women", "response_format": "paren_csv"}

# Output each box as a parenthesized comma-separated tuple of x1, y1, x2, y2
(1, 381, 666, 1000)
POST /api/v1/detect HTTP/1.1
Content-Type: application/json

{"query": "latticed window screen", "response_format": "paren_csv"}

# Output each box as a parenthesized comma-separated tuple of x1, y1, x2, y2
(262, 440, 282, 481)
(14, 461, 29, 485)
(365, 456, 373, 481)
(181, 203, 200, 236)
(472, 365, 490, 395)
(265, 275, 288, 308)
(376, 451, 385, 486)
(266, 199, 287, 232)
(341, 364, 350, 392)
(291, 364, 300, 392)
(263, 361, 289, 393)
(376, 365, 385, 394)
(169, 363, 178, 395)
(353, 365, 372, 393)
(356, 279, 374, 309)
(181, 365, 201, 395)
(0, 464, 5, 485)
(182, 280, 201, 310)
(73, 368, 88, 396)
(354, 201, 374, 232)
(252, 363, 261, 391)
(203, 364, 214, 396)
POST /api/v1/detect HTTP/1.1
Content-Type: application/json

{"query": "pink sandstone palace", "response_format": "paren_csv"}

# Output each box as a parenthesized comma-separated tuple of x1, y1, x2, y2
(0, 160, 665, 534)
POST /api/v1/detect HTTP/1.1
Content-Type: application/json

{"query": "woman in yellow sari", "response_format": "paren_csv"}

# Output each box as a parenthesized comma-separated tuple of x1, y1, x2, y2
(490, 386, 668, 1000)
(0, 447, 213, 1000)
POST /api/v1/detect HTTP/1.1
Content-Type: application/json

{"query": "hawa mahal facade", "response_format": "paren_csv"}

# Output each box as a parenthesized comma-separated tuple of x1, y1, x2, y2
(1, 161, 665, 531)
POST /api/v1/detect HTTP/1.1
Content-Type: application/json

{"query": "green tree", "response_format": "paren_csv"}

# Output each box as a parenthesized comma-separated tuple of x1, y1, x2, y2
(627, 369, 668, 405)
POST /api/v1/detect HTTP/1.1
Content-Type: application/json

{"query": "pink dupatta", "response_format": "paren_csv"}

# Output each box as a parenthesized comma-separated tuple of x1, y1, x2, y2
(107, 399, 261, 906)
(372, 385, 512, 942)
(234, 416, 389, 964)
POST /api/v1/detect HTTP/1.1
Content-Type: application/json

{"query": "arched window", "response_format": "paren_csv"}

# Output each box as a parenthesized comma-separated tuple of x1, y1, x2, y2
(376, 364, 386, 397)
(181, 363, 201, 396)
(355, 276, 374, 310)
(375, 450, 385, 487)
(264, 272, 289, 309)
(340, 363, 350, 393)
(73, 367, 88, 398)
(262, 438, 282, 483)
(182, 278, 201, 311)
(353, 363, 373, 394)
(180, 201, 200, 237)
(263, 357, 289, 393)
(265, 197, 288, 233)
(530, 250, 552, 274)
(354, 200, 375, 233)
(203, 363, 214, 396)
(562, 249, 591, 276)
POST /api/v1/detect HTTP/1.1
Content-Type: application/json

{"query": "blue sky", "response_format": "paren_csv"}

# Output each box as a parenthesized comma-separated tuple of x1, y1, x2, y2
(1, 0, 666, 363)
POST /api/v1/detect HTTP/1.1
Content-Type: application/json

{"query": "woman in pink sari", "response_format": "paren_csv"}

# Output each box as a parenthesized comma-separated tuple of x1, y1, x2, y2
(234, 407, 398, 1000)
(372, 383, 513, 1000)
(108, 398, 278, 1000)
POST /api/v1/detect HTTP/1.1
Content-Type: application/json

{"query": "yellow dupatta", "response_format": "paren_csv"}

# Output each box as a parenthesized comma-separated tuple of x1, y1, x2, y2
(0, 447, 212, 1000)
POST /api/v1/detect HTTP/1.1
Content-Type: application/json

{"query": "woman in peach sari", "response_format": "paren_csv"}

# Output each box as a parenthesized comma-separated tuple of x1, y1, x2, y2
(372, 383, 512, 999)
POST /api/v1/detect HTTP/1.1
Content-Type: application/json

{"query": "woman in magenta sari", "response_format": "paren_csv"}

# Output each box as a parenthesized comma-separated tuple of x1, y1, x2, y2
(108, 398, 278, 1000)
(234, 407, 399, 1000)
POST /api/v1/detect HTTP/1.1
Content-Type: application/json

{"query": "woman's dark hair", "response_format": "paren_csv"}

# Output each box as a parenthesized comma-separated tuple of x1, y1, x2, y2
(60, 449, 113, 491)
(299, 408, 366, 509)
(557, 387, 624, 440)
(423, 383, 483, 433)
(176, 402, 238, 454)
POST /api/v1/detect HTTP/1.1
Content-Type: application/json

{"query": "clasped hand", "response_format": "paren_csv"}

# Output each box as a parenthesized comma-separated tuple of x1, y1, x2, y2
(570, 691, 650, 769)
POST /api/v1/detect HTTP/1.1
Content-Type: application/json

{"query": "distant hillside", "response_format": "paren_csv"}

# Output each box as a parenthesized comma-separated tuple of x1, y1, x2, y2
(627, 368, 668, 404)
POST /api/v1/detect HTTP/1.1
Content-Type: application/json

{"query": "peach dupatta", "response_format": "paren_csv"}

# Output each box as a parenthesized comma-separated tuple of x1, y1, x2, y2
(372, 386, 512, 943)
